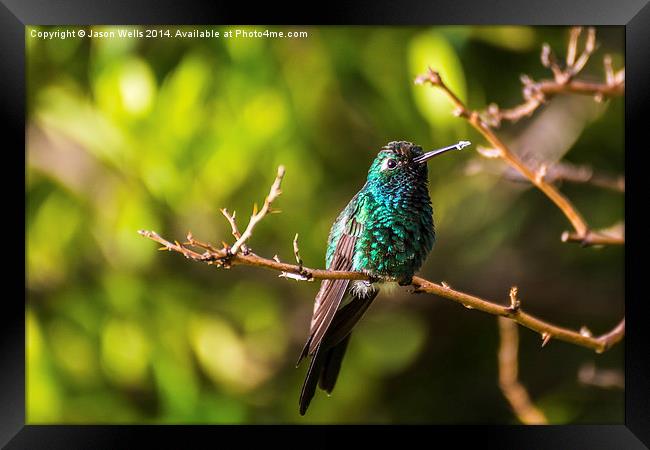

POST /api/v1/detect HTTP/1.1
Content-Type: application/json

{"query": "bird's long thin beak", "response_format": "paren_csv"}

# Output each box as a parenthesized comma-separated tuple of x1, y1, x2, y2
(413, 140, 471, 164)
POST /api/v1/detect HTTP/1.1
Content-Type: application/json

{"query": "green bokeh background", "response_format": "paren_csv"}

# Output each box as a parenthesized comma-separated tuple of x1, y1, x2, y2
(26, 25, 624, 424)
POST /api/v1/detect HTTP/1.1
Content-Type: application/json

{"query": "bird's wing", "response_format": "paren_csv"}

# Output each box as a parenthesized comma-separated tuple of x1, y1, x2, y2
(307, 230, 357, 354)
(320, 285, 378, 350)
(297, 212, 364, 362)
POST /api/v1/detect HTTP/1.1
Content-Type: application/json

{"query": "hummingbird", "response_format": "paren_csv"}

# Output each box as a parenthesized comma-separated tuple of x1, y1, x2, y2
(296, 139, 471, 415)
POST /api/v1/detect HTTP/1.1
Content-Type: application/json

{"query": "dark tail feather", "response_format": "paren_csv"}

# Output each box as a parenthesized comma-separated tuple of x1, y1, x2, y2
(299, 335, 352, 415)
(299, 344, 324, 415)
(298, 290, 379, 415)
(296, 337, 312, 368)
(318, 334, 351, 393)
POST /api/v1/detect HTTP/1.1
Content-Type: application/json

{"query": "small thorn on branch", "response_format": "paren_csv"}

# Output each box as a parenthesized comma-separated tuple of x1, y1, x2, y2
(534, 165, 547, 184)
(507, 286, 521, 314)
(541, 332, 552, 348)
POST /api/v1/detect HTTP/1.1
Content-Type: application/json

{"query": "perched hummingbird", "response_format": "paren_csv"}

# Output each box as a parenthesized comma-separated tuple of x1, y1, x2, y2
(297, 139, 471, 415)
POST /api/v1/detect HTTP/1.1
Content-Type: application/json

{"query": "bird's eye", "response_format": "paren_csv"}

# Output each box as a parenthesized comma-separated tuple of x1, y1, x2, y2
(386, 159, 397, 169)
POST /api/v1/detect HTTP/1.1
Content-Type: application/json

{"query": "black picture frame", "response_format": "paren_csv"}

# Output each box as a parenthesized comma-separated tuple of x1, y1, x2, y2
(6, 0, 649, 447)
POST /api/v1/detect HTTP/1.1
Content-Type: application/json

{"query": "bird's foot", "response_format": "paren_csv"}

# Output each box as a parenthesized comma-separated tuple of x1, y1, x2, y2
(363, 272, 380, 284)
(398, 276, 413, 286)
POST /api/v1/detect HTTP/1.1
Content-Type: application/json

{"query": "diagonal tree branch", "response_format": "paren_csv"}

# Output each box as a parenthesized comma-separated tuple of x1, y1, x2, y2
(416, 68, 597, 243)
(414, 27, 624, 247)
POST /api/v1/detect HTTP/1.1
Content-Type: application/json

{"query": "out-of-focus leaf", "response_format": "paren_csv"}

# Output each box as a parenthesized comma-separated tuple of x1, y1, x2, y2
(189, 314, 272, 392)
(27, 189, 82, 288)
(94, 57, 157, 120)
(101, 319, 151, 387)
(27, 310, 63, 423)
(354, 308, 427, 376)
(49, 319, 100, 385)
(470, 26, 537, 52)
(409, 31, 467, 137)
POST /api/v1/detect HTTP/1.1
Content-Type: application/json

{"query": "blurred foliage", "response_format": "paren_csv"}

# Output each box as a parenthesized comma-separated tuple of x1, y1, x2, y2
(26, 25, 624, 424)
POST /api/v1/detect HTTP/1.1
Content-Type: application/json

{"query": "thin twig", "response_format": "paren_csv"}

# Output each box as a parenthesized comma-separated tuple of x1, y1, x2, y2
(230, 165, 285, 255)
(278, 234, 312, 281)
(483, 27, 623, 127)
(561, 222, 625, 247)
(138, 230, 217, 262)
(499, 161, 625, 193)
(498, 317, 548, 424)
(293, 233, 303, 267)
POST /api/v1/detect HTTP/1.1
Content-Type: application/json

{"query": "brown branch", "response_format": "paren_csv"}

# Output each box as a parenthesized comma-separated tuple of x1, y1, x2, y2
(561, 222, 624, 247)
(483, 27, 624, 127)
(593, 317, 625, 351)
(138, 229, 625, 354)
(416, 68, 606, 244)
(410, 278, 623, 353)
(498, 317, 548, 424)
(415, 50, 624, 246)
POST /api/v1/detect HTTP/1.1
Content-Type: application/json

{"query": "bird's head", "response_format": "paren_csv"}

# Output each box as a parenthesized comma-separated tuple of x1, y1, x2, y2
(366, 140, 470, 190)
